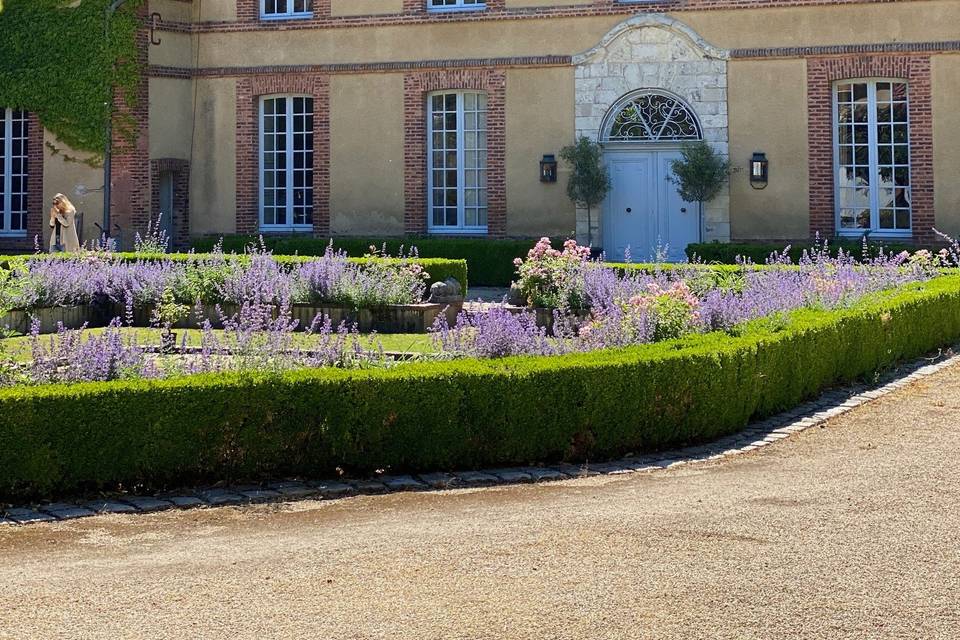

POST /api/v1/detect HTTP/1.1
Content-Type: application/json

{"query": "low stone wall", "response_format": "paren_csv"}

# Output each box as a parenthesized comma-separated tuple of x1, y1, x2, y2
(1, 300, 464, 336)
(1, 306, 106, 335)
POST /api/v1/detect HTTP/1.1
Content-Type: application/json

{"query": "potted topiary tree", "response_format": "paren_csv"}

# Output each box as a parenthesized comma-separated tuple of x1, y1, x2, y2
(668, 141, 730, 243)
(560, 137, 611, 249)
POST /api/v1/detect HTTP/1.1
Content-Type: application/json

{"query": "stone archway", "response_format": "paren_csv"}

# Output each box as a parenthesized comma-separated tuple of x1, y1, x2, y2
(573, 15, 731, 247)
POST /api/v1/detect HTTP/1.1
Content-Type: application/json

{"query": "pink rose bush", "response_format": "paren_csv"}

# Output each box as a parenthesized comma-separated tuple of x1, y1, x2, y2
(513, 237, 591, 309)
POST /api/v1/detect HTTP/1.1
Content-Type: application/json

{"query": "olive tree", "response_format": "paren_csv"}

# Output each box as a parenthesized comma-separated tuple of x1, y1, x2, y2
(559, 137, 611, 247)
(668, 141, 730, 243)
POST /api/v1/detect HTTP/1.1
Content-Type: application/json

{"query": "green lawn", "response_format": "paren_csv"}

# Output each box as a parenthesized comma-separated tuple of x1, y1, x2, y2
(0, 327, 436, 362)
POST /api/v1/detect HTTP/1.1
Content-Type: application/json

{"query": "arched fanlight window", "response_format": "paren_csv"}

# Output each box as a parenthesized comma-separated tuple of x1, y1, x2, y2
(603, 91, 702, 143)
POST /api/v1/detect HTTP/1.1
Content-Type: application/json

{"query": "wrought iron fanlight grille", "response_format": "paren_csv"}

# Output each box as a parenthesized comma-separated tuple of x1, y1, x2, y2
(605, 92, 702, 143)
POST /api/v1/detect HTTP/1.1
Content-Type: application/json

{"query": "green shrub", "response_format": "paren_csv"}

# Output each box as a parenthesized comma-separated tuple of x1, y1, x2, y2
(190, 236, 532, 287)
(2, 275, 960, 500)
(686, 240, 934, 264)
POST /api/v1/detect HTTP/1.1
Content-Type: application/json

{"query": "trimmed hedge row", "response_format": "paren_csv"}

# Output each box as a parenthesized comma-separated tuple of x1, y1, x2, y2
(0, 252, 469, 295)
(686, 240, 935, 265)
(190, 235, 533, 287)
(2, 275, 960, 500)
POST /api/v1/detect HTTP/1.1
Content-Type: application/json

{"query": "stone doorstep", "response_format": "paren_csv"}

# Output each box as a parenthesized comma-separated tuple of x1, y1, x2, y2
(3, 349, 957, 527)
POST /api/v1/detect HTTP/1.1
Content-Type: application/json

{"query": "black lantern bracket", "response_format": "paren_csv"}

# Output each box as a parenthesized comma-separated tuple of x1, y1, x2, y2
(749, 152, 769, 190)
(540, 154, 558, 183)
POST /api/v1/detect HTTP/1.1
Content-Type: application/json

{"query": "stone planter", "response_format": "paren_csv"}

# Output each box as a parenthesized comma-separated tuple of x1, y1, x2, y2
(6, 299, 463, 336)
(0, 305, 106, 335)
(292, 299, 462, 333)
(118, 303, 242, 330)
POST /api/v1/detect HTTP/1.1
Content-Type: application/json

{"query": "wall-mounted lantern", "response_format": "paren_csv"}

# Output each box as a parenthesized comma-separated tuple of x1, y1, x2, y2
(750, 152, 769, 190)
(540, 154, 558, 183)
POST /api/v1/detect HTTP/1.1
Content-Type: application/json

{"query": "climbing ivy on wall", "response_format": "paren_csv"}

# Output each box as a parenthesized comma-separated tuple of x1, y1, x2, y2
(0, 0, 144, 157)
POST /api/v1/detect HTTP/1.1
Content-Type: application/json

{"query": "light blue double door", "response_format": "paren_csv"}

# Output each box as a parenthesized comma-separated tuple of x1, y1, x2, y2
(603, 149, 699, 263)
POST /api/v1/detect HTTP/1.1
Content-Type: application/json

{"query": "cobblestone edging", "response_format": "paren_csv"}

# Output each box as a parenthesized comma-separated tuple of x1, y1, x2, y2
(2, 348, 957, 527)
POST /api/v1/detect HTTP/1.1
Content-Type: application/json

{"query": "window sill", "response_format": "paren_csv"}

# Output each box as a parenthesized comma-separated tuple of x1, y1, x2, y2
(426, 6, 487, 14)
(836, 230, 912, 239)
(0, 232, 27, 239)
(427, 228, 489, 235)
(259, 13, 313, 21)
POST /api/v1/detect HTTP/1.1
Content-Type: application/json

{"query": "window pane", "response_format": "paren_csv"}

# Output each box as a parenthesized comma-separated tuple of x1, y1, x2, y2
(834, 80, 910, 234)
(260, 96, 312, 229)
(0, 108, 29, 234)
(426, 91, 488, 230)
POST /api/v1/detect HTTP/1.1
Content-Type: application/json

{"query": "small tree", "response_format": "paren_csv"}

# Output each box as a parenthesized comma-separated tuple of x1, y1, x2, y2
(668, 141, 730, 243)
(560, 137, 611, 248)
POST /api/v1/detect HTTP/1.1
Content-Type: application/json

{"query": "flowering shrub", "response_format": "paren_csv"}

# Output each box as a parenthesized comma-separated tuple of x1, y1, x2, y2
(293, 244, 429, 308)
(26, 318, 157, 384)
(0, 242, 432, 313)
(431, 305, 553, 358)
(437, 236, 944, 359)
(133, 213, 170, 254)
(512, 237, 591, 309)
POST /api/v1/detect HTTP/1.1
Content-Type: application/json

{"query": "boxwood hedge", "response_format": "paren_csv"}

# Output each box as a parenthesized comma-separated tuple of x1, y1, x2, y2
(2, 275, 960, 500)
(191, 235, 532, 287)
(686, 239, 935, 265)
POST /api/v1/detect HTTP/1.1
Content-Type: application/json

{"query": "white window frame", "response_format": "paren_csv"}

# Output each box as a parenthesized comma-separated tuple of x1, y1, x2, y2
(0, 108, 28, 238)
(427, 91, 488, 235)
(832, 78, 912, 238)
(260, 0, 312, 20)
(427, 0, 486, 12)
(259, 95, 314, 233)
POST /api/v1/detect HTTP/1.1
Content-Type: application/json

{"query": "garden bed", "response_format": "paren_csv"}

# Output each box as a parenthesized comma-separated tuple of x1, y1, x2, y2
(0, 247, 467, 335)
(3, 275, 960, 500)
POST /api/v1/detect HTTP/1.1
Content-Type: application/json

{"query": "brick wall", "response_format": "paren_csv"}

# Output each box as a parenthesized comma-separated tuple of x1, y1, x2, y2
(235, 73, 331, 235)
(150, 158, 191, 249)
(806, 55, 933, 240)
(0, 113, 44, 254)
(403, 69, 506, 237)
(109, 6, 151, 250)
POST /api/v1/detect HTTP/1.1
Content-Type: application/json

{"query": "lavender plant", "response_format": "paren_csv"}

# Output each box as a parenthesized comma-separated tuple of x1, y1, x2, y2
(431, 305, 553, 358)
(133, 213, 171, 254)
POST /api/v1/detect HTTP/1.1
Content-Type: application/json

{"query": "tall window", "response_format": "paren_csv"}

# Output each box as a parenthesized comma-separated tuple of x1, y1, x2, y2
(260, 96, 314, 231)
(428, 91, 487, 233)
(834, 80, 911, 234)
(261, 0, 311, 19)
(0, 108, 29, 237)
(428, 0, 485, 11)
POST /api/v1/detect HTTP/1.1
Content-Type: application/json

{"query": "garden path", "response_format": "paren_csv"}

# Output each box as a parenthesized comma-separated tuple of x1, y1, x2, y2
(1, 364, 958, 639)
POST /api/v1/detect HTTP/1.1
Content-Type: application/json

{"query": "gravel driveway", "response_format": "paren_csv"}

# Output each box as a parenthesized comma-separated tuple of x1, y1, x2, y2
(1, 365, 959, 639)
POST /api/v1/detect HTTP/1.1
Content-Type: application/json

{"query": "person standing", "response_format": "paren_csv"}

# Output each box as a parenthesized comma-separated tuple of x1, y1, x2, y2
(48, 193, 81, 252)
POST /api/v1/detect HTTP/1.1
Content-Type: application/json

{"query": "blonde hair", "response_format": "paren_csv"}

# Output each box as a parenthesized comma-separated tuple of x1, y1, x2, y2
(52, 193, 76, 214)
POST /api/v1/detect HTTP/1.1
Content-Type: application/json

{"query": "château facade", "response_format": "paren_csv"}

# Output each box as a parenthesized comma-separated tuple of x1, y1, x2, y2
(2, 0, 959, 259)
